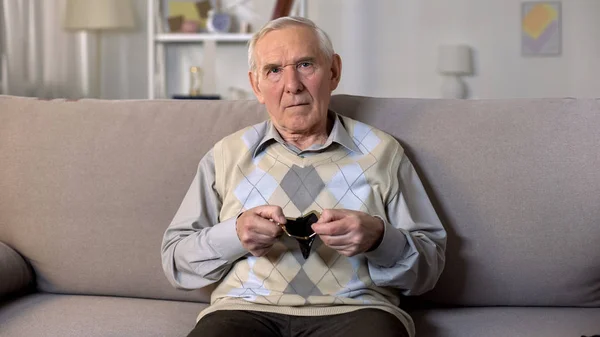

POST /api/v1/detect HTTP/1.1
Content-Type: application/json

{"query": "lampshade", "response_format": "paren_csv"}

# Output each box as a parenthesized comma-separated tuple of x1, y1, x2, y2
(63, 0, 135, 30)
(437, 45, 472, 75)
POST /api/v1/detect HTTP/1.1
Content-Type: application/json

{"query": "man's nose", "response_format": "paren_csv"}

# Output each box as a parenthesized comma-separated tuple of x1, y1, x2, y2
(283, 67, 304, 94)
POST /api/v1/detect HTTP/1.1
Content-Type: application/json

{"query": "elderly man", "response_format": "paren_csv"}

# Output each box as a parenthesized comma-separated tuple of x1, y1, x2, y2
(162, 16, 446, 337)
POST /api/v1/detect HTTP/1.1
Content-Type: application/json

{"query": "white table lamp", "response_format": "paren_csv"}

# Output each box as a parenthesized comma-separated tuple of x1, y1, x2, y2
(63, 0, 135, 98)
(437, 45, 473, 99)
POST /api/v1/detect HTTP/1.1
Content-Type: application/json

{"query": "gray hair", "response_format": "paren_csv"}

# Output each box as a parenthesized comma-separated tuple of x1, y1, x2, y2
(247, 16, 334, 73)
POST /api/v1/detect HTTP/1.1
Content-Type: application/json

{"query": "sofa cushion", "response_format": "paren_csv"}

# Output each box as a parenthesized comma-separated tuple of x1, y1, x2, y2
(0, 293, 207, 337)
(410, 307, 600, 337)
(0, 241, 33, 298)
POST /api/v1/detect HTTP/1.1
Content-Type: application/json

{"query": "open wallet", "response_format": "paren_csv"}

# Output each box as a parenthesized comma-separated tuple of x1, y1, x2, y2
(277, 211, 320, 259)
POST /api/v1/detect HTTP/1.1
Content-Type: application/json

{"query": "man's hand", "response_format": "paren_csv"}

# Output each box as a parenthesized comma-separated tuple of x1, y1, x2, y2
(311, 209, 384, 257)
(236, 205, 286, 257)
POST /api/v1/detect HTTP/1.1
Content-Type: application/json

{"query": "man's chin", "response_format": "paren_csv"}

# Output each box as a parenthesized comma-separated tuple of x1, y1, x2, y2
(281, 116, 315, 133)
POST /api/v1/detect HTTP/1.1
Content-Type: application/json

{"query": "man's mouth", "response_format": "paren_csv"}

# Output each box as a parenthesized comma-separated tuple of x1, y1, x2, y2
(287, 102, 310, 108)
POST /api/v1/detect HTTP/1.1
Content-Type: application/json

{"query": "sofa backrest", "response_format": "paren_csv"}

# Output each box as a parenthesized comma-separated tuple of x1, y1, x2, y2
(330, 95, 600, 308)
(1, 95, 599, 308)
(0, 96, 268, 303)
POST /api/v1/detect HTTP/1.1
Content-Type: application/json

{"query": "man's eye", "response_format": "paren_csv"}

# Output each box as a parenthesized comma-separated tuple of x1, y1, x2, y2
(268, 68, 281, 74)
(298, 62, 312, 68)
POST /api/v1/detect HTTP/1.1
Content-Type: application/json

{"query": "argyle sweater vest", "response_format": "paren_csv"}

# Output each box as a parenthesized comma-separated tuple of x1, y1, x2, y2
(200, 115, 413, 331)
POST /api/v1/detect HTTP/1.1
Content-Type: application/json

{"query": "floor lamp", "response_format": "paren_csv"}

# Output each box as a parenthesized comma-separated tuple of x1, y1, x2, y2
(63, 0, 135, 98)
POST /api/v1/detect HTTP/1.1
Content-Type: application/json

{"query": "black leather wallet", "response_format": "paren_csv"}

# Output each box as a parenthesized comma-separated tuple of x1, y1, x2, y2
(279, 211, 320, 259)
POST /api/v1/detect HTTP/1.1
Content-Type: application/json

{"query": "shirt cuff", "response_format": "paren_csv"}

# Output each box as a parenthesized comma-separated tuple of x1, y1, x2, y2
(364, 218, 408, 268)
(207, 216, 248, 261)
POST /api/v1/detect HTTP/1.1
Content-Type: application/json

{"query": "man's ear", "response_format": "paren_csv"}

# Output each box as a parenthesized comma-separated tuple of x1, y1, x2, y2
(329, 54, 342, 91)
(248, 71, 265, 104)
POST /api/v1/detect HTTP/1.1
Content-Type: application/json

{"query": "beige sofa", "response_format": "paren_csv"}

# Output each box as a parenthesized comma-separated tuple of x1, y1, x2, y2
(1, 94, 599, 337)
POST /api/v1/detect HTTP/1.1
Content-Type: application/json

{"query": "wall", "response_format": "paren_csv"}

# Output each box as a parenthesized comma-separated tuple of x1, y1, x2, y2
(309, 0, 600, 99)
(100, 0, 600, 99)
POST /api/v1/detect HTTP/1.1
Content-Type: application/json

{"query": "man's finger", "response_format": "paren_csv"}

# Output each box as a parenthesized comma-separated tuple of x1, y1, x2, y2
(251, 221, 283, 238)
(312, 219, 350, 236)
(254, 205, 287, 224)
(252, 231, 281, 243)
(319, 233, 352, 247)
(316, 209, 347, 224)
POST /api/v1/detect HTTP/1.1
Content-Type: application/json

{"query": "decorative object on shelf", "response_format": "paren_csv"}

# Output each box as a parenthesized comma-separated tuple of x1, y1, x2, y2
(196, 1, 212, 18)
(181, 20, 199, 33)
(168, 16, 184, 32)
(437, 44, 473, 99)
(167, 1, 209, 33)
(63, 0, 136, 98)
(239, 21, 252, 34)
(271, 0, 294, 19)
(206, 0, 232, 33)
(521, 2, 561, 56)
(189, 66, 204, 96)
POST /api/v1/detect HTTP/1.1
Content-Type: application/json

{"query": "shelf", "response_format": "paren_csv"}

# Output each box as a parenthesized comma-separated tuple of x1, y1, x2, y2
(155, 33, 253, 43)
(147, 0, 308, 99)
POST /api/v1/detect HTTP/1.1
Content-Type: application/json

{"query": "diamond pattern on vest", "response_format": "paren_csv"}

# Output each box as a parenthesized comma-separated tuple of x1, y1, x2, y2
(234, 166, 279, 210)
(280, 164, 325, 213)
(352, 121, 381, 154)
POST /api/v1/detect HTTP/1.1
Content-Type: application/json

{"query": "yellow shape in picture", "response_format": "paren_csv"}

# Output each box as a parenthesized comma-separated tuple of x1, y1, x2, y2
(168, 2, 202, 21)
(522, 3, 558, 39)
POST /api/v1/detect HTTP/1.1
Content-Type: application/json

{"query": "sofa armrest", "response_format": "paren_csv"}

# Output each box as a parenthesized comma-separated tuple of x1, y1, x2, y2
(0, 241, 34, 299)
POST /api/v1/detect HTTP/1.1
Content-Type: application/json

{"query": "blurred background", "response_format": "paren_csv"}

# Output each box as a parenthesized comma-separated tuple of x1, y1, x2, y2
(0, 0, 598, 100)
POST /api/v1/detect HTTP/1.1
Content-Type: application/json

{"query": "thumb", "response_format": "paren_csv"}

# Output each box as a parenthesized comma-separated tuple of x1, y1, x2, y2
(255, 205, 287, 224)
(317, 209, 345, 224)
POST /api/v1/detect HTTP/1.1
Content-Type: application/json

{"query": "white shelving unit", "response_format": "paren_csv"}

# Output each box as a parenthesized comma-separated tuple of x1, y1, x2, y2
(147, 0, 307, 99)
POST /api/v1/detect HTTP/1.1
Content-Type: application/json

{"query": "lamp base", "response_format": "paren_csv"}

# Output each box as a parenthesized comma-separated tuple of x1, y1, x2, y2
(441, 75, 467, 99)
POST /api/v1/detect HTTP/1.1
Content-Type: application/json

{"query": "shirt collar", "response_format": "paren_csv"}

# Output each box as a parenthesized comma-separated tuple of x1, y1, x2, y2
(252, 110, 363, 158)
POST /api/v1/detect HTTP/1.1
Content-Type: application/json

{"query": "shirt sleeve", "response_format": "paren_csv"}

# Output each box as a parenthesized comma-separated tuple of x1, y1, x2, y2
(161, 148, 248, 290)
(364, 152, 447, 296)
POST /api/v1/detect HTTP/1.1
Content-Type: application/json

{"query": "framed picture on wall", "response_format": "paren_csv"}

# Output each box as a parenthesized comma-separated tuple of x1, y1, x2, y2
(521, 1, 561, 56)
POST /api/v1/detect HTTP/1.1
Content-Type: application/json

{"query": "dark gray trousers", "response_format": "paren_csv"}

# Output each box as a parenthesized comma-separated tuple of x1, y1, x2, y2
(187, 308, 409, 337)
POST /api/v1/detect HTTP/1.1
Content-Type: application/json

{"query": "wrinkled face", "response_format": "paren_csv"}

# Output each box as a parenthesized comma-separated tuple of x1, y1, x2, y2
(249, 26, 342, 135)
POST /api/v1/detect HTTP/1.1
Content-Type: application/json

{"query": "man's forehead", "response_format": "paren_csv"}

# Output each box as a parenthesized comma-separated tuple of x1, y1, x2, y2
(255, 26, 321, 64)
